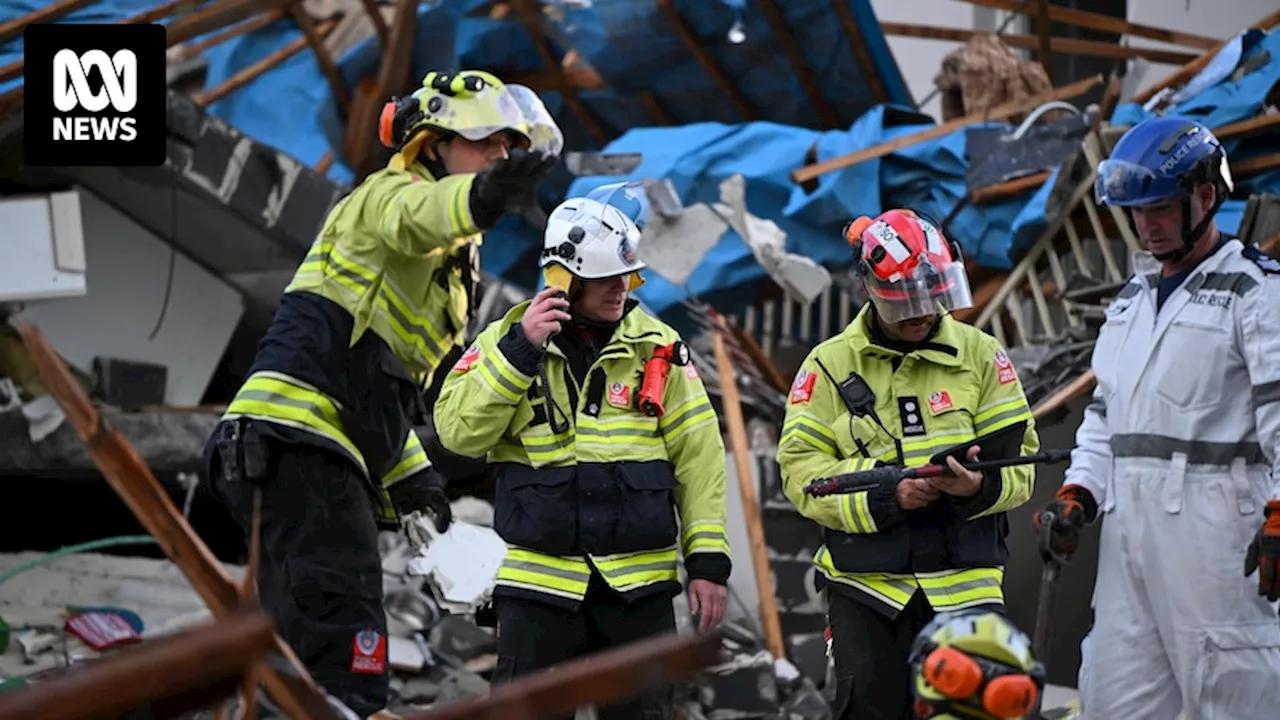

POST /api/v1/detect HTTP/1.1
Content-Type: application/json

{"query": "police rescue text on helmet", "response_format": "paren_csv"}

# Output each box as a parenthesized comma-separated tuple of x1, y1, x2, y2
(1094, 116, 1234, 263)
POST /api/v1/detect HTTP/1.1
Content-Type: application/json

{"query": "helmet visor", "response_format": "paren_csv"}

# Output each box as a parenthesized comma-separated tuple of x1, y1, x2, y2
(450, 85, 533, 147)
(1094, 158, 1183, 207)
(507, 84, 564, 157)
(864, 260, 973, 324)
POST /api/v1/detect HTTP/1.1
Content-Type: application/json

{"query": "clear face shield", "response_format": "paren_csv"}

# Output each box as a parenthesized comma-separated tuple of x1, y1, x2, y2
(863, 255, 974, 324)
(507, 84, 564, 158)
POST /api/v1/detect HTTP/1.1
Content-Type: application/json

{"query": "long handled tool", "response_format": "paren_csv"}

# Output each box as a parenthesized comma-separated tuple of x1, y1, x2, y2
(1031, 509, 1071, 719)
(802, 449, 1074, 497)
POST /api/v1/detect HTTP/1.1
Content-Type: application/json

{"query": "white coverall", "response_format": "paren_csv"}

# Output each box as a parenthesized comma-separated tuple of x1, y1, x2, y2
(1066, 238, 1280, 719)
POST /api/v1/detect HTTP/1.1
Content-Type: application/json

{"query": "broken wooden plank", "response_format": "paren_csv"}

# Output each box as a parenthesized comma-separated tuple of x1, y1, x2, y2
(1033, 369, 1096, 419)
(958, 0, 1220, 51)
(0, 612, 275, 720)
(194, 17, 338, 108)
(756, 0, 839, 128)
(1035, 0, 1053, 84)
(655, 0, 757, 122)
(347, 0, 418, 177)
(407, 630, 723, 720)
(173, 9, 288, 62)
(0, 0, 97, 46)
(358, 0, 390, 46)
(510, 0, 609, 144)
(14, 320, 341, 720)
(166, 0, 301, 47)
(829, 0, 890, 104)
(792, 74, 1101, 183)
(972, 171, 1053, 205)
(879, 22, 1199, 65)
(289, 3, 350, 114)
(1133, 8, 1280, 105)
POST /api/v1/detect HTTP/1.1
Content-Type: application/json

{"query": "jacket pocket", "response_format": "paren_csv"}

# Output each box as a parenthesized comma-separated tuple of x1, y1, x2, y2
(493, 465, 579, 556)
(604, 462, 680, 555)
(1153, 319, 1228, 411)
(823, 525, 911, 573)
(1192, 622, 1280, 720)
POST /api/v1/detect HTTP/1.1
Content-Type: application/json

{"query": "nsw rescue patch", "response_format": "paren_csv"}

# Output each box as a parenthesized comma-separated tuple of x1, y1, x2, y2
(790, 370, 816, 404)
(684, 363, 700, 380)
(350, 629, 387, 675)
(454, 344, 481, 373)
(928, 390, 953, 415)
(607, 382, 631, 408)
(899, 396, 926, 436)
(994, 349, 1017, 385)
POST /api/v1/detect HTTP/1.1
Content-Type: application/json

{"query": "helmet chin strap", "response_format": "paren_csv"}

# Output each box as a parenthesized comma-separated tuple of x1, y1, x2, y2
(1147, 191, 1224, 264)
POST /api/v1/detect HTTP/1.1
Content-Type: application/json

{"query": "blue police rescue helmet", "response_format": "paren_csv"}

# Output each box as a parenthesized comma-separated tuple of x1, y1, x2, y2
(1095, 116, 1234, 261)
(1095, 116, 1232, 208)
(584, 181, 651, 231)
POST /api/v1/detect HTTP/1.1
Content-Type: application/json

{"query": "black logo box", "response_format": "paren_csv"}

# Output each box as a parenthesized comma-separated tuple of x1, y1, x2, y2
(23, 23, 166, 168)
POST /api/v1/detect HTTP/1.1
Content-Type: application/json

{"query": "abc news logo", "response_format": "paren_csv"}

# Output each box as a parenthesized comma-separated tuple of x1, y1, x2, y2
(24, 23, 164, 167)
(53, 49, 139, 142)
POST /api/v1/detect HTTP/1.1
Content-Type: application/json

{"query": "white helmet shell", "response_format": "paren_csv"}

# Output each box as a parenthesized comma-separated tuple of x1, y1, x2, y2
(540, 196, 646, 280)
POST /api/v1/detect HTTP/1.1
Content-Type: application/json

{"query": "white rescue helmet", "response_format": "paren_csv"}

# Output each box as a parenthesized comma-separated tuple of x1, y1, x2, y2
(540, 195, 646, 291)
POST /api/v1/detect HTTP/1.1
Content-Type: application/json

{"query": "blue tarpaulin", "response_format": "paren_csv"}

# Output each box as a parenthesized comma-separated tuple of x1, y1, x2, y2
(7, 2, 1279, 334)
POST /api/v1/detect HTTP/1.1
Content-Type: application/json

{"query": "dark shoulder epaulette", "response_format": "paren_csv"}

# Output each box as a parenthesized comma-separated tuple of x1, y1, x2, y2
(1242, 243, 1280, 275)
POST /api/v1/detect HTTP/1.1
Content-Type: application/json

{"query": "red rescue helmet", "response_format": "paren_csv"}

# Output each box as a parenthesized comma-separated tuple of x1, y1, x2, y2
(844, 209, 974, 324)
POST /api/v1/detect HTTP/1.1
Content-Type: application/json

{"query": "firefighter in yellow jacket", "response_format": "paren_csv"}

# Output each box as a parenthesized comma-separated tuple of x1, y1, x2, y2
(777, 209, 1039, 720)
(433, 186, 731, 720)
(203, 70, 558, 717)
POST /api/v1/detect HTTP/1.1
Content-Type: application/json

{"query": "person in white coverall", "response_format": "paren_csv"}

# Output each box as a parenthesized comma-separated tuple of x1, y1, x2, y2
(1033, 115, 1280, 719)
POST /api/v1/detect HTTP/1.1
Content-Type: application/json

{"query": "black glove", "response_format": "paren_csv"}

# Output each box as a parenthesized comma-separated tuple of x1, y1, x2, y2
(388, 468, 453, 533)
(1032, 484, 1097, 562)
(468, 148, 556, 230)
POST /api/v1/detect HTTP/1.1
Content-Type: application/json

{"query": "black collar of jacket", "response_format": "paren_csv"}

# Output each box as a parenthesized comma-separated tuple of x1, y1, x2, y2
(845, 304, 962, 367)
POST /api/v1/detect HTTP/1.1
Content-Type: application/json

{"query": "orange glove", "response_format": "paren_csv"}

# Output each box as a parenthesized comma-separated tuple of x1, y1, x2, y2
(1032, 484, 1097, 560)
(1245, 499, 1280, 602)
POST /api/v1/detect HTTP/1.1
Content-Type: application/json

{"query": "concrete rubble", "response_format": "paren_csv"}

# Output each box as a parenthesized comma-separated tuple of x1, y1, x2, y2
(0, 495, 837, 718)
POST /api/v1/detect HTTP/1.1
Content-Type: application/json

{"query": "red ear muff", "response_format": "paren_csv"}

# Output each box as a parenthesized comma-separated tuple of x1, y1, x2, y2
(922, 646, 984, 700)
(982, 674, 1039, 719)
(378, 101, 397, 148)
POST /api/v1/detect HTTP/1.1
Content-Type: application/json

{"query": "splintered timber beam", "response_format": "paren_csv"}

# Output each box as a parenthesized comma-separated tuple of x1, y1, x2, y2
(829, 0, 889, 104)
(408, 630, 723, 720)
(1133, 8, 1280, 105)
(756, 0, 839, 129)
(0, 0, 297, 112)
(957, 0, 1221, 51)
(289, 3, 350, 114)
(791, 74, 1101, 183)
(346, 0, 417, 176)
(174, 8, 287, 62)
(510, 0, 609, 144)
(878, 22, 1199, 65)
(655, 0, 757, 122)
(14, 320, 341, 720)
(0, 612, 276, 720)
(0, 0, 97, 45)
(194, 16, 338, 108)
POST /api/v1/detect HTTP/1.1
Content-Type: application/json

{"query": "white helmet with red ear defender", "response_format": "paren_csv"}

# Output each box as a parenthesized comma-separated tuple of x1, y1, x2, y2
(844, 209, 974, 324)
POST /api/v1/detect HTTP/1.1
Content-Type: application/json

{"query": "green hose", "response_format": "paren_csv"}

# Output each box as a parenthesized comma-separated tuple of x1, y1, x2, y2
(0, 534, 158, 588)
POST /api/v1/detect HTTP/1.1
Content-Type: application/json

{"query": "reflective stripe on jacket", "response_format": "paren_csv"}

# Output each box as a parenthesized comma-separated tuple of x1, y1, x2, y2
(777, 305, 1039, 616)
(433, 301, 732, 608)
(217, 161, 478, 524)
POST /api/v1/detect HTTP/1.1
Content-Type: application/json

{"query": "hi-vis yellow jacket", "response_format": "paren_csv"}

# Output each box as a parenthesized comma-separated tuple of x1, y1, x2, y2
(777, 305, 1039, 616)
(215, 161, 481, 524)
(434, 301, 732, 608)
